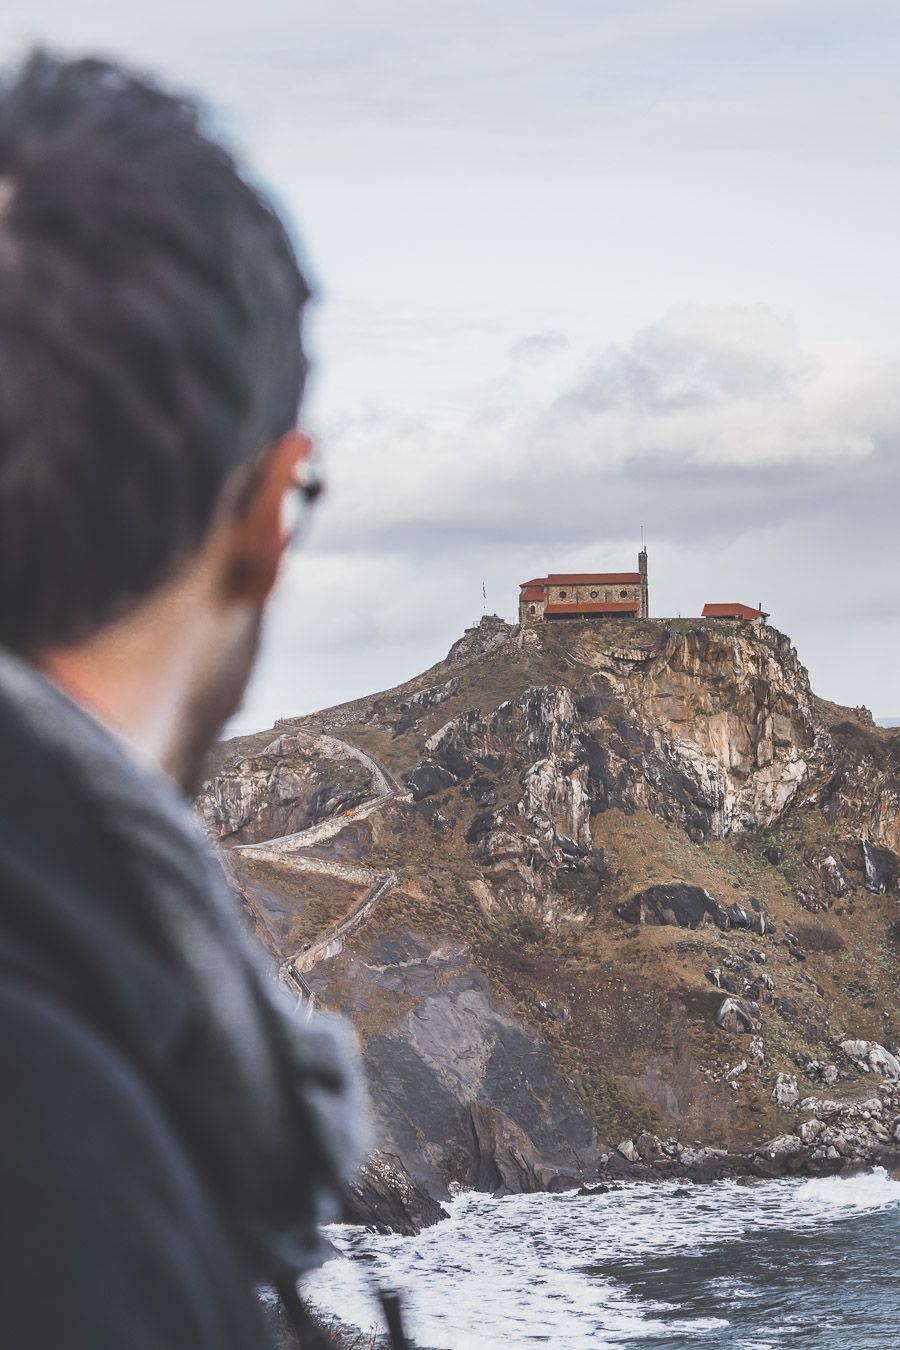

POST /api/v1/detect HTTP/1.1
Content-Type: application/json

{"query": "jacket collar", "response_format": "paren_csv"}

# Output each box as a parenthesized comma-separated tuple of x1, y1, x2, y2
(0, 666, 192, 1067)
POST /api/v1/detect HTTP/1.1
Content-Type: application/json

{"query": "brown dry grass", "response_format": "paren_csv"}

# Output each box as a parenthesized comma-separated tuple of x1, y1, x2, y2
(229, 852, 368, 962)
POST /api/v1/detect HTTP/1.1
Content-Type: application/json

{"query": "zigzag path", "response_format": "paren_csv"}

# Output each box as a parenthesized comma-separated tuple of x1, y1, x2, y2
(235, 732, 404, 995)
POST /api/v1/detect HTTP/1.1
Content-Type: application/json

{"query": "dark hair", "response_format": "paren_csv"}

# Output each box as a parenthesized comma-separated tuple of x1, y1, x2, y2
(0, 52, 310, 652)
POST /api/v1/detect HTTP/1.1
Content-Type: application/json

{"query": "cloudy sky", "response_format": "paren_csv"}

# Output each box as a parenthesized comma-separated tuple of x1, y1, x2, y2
(3, 1, 898, 724)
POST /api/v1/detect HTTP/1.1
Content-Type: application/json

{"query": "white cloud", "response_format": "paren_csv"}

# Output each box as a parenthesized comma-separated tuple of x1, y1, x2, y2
(238, 305, 900, 727)
(312, 307, 900, 545)
(510, 329, 569, 360)
(550, 307, 900, 468)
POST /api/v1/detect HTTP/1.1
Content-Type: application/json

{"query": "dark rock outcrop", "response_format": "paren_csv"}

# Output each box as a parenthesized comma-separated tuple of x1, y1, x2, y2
(308, 936, 597, 1199)
(344, 1151, 448, 1235)
(392, 676, 461, 733)
(467, 1102, 583, 1195)
(462, 774, 498, 807)
(715, 997, 762, 1033)
(616, 884, 728, 930)
(862, 839, 899, 893)
(404, 761, 457, 801)
(417, 800, 452, 832)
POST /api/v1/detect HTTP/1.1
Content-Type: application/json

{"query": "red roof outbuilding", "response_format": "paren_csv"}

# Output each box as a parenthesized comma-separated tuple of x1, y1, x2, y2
(702, 603, 769, 621)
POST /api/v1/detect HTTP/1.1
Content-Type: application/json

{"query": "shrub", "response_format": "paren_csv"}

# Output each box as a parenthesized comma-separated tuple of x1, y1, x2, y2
(792, 920, 845, 953)
(510, 914, 546, 944)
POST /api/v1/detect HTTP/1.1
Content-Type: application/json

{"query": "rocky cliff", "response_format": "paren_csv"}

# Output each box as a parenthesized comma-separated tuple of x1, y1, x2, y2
(199, 616, 900, 1216)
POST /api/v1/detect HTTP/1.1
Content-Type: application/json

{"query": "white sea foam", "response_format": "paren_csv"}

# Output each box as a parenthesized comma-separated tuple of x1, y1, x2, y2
(302, 1173, 900, 1349)
(791, 1166, 900, 1212)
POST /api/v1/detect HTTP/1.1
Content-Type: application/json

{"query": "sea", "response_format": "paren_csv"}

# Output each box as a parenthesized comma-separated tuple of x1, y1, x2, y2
(303, 1170, 900, 1349)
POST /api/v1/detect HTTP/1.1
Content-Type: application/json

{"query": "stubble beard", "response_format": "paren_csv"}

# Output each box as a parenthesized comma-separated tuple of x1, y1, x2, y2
(174, 603, 265, 796)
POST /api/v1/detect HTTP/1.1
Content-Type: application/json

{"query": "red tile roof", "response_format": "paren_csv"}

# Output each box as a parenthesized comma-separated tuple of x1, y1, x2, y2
(546, 573, 643, 585)
(545, 601, 640, 616)
(520, 587, 546, 602)
(519, 579, 547, 589)
(702, 603, 769, 620)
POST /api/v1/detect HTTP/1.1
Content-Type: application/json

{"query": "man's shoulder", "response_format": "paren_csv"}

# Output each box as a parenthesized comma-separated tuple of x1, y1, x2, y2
(0, 972, 191, 1180)
(0, 975, 271, 1349)
(0, 678, 193, 1064)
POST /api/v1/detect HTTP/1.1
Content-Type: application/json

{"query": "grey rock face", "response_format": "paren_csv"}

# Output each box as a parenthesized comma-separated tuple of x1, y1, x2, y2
(467, 1102, 582, 1194)
(392, 676, 461, 733)
(462, 775, 498, 807)
(422, 687, 605, 919)
(757, 1132, 804, 1165)
(840, 1039, 900, 1080)
(426, 708, 506, 779)
(445, 614, 515, 669)
(715, 997, 762, 1034)
(814, 852, 850, 896)
(725, 904, 753, 928)
(575, 624, 817, 839)
(796, 1055, 839, 1087)
(418, 627, 829, 923)
(820, 748, 900, 862)
(197, 732, 373, 843)
(309, 936, 597, 1198)
(771, 1073, 800, 1110)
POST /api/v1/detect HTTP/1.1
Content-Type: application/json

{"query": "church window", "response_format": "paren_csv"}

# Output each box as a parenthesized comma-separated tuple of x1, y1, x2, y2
(559, 590, 567, 598)
(619, 589, 628, 598)
(590, 590, 598, 599)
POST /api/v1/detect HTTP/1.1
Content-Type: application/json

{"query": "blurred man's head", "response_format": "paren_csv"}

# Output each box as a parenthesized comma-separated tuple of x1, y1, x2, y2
(0, 52, 311, 786)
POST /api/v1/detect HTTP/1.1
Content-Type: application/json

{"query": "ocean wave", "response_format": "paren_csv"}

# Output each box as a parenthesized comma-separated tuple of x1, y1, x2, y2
(791, 1166, 900, 1211)
(302, 1174, 900, 1348)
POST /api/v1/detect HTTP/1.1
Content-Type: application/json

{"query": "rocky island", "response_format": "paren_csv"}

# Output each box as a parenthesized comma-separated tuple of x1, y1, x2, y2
(198, 615, 900, 1230)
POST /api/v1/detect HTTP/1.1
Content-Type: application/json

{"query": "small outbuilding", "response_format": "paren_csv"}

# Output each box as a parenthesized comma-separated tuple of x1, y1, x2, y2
(702, 603, 769, 624)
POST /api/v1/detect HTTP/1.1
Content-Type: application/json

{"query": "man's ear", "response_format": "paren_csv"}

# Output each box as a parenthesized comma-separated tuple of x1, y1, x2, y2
(221, 430, 311, 603)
